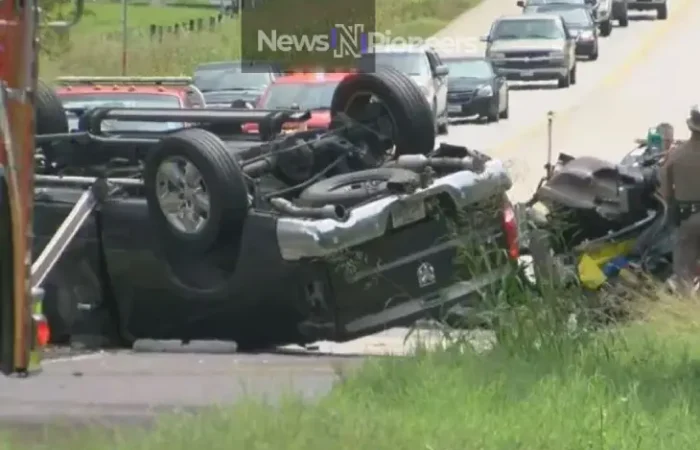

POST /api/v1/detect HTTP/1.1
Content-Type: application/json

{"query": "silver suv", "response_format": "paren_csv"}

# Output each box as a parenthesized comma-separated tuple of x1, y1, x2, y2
(358, 45, 450, 135)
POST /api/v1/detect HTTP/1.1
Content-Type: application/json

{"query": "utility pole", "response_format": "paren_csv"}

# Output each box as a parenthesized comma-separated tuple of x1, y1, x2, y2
(121, 0, 128, 75)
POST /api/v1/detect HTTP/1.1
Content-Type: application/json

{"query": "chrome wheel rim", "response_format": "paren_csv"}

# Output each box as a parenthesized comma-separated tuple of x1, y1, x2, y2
(155, 156, 210, 234)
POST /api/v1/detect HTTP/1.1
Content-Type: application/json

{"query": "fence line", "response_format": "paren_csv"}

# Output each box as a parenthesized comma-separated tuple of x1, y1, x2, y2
(97, 0, 267, 43)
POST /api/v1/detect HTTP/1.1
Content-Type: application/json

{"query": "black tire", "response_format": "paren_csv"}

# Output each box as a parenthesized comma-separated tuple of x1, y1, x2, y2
(570, 64, 577, 85)
(618, 13, 629, 26)
(298, 168, 420, 208)
(657, 2, 667, 19)
(35, 80, 68, 135)
(486, 99, 500, 122)
(499, 92, 509, 119)
(437, 115, 449, 135)
(331, 67, 435, 156)
(144, 128, 249, 253)
(600, 19, 612, 37)
(558, 70, 571, 89)
(590, 45, 599, 61)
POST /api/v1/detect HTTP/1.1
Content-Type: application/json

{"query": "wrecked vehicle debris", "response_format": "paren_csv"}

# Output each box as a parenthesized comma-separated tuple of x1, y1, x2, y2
(32, 68, 517, 350)
(519, 143, 674, 302)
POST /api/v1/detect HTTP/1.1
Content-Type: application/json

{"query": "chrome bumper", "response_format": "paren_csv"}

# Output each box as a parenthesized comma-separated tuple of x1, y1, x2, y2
(276, 159, 512, 260)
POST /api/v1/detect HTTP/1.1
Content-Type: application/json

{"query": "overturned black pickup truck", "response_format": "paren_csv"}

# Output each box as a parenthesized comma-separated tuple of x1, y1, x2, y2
(33, 68, 518, 350)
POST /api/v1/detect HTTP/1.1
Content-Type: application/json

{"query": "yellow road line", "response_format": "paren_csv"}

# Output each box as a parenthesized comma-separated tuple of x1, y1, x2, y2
(491, 0, 694, 154)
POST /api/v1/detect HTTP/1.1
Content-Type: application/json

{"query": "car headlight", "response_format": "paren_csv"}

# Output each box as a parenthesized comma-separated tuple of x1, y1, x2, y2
(489, 52, 506, 59)
(477, 85, 493, 96)
(578, 30, 594, 40)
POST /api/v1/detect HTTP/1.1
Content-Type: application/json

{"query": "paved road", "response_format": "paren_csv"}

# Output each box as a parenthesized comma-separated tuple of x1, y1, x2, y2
(4, 0, 697, 435)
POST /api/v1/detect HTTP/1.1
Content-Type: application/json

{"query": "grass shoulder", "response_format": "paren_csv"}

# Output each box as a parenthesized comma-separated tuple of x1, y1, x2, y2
(42, 0, 484, 78)
(13, 297, 700, 450)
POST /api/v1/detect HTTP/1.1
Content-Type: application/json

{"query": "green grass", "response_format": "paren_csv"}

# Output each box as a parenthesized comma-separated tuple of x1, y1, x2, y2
(41, 0, 483, 78)
(73, 3, 216, 35)
(9, 297, 700, 450)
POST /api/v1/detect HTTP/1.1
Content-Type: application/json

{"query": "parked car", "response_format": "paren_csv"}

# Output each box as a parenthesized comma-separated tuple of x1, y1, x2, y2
(524, 4, 599, 60)
(628, 0, 667, 20)
(242, 71, 351, 134)
(192, 60, 281, 108)
(483, 14, 578, 88)
(517, 0, 613, 36)
(357, 44, 450, 135)
(54, 76, 205, 132)
(33, 68, 517, 350)
(443, 56, 509, 122)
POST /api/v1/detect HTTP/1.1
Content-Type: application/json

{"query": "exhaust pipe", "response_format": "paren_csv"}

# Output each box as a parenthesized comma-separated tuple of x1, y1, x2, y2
(269, 198, 349, 221)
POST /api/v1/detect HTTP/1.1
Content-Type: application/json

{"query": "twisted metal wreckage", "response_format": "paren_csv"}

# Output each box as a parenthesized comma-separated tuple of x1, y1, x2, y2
(0, 0, 678, 377)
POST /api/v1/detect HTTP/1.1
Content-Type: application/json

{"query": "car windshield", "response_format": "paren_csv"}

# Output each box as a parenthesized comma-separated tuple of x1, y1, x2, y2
(538, 7, 592, 25)
(259, 81, 339, 110)
(358, 52, 431, 76)
(445, 59, 493, 78)
(491, 18, 566, 40)
(193, 64, 273, 92)
(60, 93, 183, 132)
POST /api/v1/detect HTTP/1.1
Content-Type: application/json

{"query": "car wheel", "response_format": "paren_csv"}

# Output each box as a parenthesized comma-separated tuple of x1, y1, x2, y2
(432, 99, 440, 134)
(486, 99, 500, 122)
(331, 67, 435, 157)
(298, 168, 421, 208)
(499, 92, 509, 119)
(36, 80, 68, 135)
(600, 19, 612, 37)
(657, 2, 668, 19)
(558, 70, 571, 89)
(590, 44, 599, 61)
(618, 10, 629, 26)
(570, 64, 577, 85)
(144, 128, 249, 253)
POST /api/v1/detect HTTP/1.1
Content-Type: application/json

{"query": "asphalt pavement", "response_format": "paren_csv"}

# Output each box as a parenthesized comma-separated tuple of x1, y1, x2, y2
(3, 0, 697, 436)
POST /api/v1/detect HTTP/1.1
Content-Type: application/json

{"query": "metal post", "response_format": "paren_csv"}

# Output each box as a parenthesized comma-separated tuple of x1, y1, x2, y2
(546, 110, 554, 179)
(121, 0, 128, 75)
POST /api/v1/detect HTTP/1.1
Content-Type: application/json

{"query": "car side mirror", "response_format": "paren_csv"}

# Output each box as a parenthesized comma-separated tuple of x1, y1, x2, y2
(480, 35, 490, 42)
(434, 65, 449, 77)
(516, 0, 524, 6)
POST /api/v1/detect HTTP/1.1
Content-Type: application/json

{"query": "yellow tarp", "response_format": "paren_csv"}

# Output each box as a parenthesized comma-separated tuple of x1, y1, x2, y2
(577, 239, 636, 290)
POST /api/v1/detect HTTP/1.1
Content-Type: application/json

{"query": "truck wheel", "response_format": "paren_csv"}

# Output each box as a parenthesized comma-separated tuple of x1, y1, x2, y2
(298, 168, 420, 208)
(557, 70, 571, 89)
(331, 67, 435, 159)
(144, 128, 249, 253)
(600, 19, 612, 37)
(657, 3, 667, 19)
(618, 11, 629, 26)
(35, 80, 68, 135)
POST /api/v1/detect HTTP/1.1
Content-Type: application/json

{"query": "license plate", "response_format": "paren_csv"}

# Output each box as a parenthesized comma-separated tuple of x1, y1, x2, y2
(521, 70, 535, 77)
(391, 199, 427, 228)
(447, 104, 462, 113)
